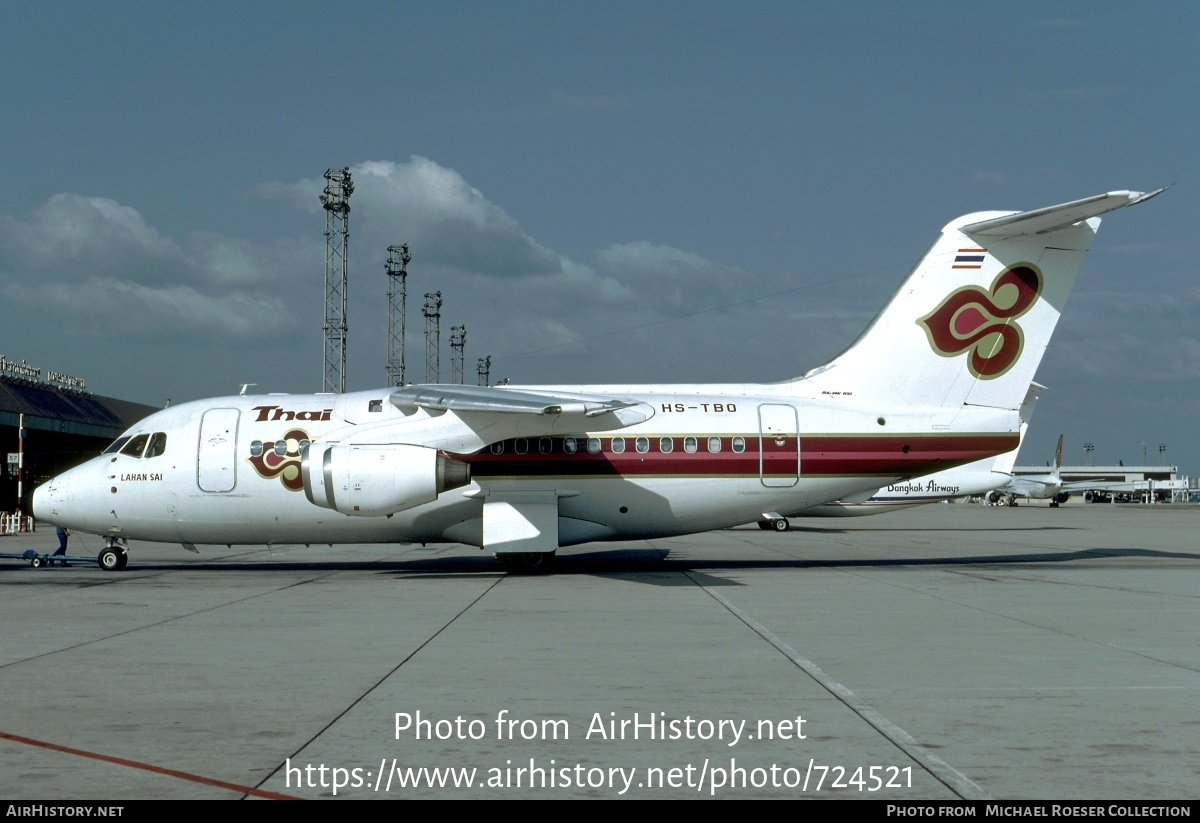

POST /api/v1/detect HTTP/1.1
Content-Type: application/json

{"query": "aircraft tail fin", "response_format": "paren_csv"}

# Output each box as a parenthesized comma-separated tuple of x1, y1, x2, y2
(991, 382, 1044, 475)
(1054, 434, 1064, 470)
(794, 189, 1166, 416)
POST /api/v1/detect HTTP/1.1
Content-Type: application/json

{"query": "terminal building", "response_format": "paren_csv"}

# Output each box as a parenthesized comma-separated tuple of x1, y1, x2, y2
(0, 364, 158, 515)
(1011, 463, 1190, 503)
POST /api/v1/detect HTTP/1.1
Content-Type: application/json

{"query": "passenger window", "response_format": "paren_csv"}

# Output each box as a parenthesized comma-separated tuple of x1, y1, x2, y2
(563, 437, 578, 454)
(104, 437, 132, 455)
(732, 436, 745, 454)
(660, 437, 674, 453)
(250, 440, 263, 457)
(587, 438, 601, 454)
(539, 437, 553, 454)
(369, 399, 383, 412)
(145, 433, 168, 458)
(274, 441, 288, 457)
(684, 436, 698, 454)
(515, 438, 529, 455)
(635, 437, 649, 454)
(611, 437, 626, 454)
(490, 441, 505, 455)
(707, 436, 722, 453)
(120, 434, 150, 458)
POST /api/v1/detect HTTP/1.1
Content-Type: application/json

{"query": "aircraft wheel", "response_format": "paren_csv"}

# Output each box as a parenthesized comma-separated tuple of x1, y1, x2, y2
(116, 550, 129, 570)
(30, 556, 44, 568)
(757, 521, 771, 530)
(772, 517, 790, 532)
(98, 547, 122, 572)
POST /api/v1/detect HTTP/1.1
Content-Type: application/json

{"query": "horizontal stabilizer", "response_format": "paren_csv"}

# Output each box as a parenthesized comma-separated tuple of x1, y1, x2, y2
(964, 187, 1168, 238)
(390, 384, 634, 417)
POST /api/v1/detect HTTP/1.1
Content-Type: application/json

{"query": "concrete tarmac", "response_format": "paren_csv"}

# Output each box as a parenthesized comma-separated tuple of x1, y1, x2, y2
(1, 503, 1197, 800)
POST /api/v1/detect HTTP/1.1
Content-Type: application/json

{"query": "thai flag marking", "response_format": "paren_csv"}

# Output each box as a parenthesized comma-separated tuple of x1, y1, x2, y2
(953, 247, 987, 269)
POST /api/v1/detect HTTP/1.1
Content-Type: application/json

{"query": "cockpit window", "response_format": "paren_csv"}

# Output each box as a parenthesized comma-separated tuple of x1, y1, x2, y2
(103, 437, 132, 455)
(145, 432, 168, 458)
(120, 434, 150, 458)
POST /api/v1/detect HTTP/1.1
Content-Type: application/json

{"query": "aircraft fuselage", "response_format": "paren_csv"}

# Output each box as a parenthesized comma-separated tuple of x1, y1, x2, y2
(33, 384, 1016, 551)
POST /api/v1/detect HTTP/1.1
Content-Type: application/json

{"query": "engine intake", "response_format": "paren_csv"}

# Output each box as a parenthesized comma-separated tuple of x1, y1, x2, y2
(301, 443, 470, 516)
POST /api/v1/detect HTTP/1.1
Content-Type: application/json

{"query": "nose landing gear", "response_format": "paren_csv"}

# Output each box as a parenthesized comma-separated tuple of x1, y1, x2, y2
(98, 538, 129, 571)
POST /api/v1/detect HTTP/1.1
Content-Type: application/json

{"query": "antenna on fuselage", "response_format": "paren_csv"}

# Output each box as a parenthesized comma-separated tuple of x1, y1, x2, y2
(240, 383, 256, 396)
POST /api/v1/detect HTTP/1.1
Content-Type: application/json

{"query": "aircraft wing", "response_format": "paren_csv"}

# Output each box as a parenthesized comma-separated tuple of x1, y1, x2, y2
(390, 385, 636, 417)
(311, 384, 652, 454)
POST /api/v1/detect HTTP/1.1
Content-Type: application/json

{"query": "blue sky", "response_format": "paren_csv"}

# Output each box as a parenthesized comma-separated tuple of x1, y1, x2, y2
(1, 2, 1196, 470)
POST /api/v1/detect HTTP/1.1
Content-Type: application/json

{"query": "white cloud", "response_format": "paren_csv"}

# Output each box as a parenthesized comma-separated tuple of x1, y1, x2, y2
(260, 157, 567, 279)
(0, 193, 186, 281)
(0, 194, 302, 347)
(2, 278, 292, 340)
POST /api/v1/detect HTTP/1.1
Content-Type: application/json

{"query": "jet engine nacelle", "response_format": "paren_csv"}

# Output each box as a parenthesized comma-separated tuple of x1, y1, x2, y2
(1053, 491, 1070, 504)
(301, 443, 471, 517)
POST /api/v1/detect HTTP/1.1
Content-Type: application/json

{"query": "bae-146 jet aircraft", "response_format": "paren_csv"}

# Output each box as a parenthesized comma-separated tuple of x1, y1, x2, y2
(32, 188, 1164, 570)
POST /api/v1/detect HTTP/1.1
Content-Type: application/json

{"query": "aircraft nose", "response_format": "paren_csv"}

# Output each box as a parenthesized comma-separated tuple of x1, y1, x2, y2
(31, 471, 70, 522)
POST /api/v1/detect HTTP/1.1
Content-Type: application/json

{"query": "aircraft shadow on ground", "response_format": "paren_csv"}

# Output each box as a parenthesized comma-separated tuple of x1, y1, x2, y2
(777, 525, 1081, 535)
(65, 545, 1200, 585)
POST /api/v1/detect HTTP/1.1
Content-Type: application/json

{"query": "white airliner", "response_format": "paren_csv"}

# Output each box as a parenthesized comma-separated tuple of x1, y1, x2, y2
(987, 434, 1070, 507)
(32, 188, 1164, 570)
(777, 383, 1044, 521)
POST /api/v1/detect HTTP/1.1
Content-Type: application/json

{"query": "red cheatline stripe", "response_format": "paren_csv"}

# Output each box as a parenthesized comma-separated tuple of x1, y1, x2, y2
(0, 730, 300, 800)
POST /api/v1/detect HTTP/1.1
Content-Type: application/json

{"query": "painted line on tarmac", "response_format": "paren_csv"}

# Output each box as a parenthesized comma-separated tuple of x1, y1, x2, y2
(0, 730, 301, 800)
(687, 574, 989, 800)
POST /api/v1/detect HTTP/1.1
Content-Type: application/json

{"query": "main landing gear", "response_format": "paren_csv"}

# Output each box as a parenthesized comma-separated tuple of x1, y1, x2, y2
(98, 538, 129, 571)
(757, 515, 791, 532)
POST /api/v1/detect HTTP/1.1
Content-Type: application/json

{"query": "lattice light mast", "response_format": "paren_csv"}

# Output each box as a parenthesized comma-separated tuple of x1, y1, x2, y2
(321, 168, 353, 393)
(449, 325, 467, 384)
(385, 244, 411, 386)
(423, 291, 442, 383)
(476, 356, 491, 387)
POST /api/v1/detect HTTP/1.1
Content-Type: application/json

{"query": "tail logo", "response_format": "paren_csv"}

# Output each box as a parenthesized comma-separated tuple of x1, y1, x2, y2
(918, 264, 1042, 379)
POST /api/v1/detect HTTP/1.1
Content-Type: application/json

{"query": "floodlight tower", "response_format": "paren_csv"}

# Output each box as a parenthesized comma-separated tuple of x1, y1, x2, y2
(321, 168, 353, 393)
(423, 291, 442, 383)
(477, 356, 491, 387)
(450, 325, 467, 384)
(385, 244, 411, 386)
